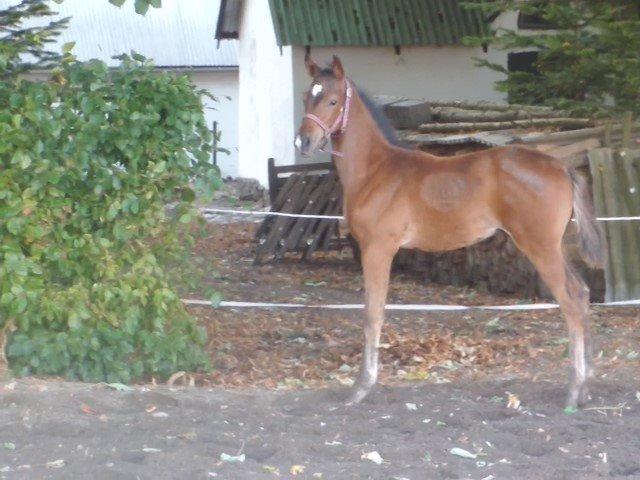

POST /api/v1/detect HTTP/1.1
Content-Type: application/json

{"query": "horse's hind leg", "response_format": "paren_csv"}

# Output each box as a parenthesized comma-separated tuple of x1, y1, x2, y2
(518, 243, 592, 408)
(346, 243, 394, 405)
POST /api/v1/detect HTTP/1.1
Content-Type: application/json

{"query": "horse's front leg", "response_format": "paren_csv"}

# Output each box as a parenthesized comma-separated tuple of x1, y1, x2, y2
(346, 244, 394, 405)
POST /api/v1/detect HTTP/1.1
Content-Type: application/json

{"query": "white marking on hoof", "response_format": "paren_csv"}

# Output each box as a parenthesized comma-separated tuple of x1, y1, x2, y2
(345, 388, 369, 406)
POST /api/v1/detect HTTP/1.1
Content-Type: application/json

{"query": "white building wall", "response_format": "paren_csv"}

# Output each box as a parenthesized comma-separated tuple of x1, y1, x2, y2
(237, 0, 295, 186)
(191, 70, 239, 178)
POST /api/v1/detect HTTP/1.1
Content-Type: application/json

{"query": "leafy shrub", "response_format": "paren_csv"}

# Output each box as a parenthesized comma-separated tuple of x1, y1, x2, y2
(0, 55, 219, 382)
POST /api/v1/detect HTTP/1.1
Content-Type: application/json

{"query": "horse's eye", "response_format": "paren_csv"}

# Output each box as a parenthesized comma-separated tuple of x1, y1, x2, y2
(329, 100, 338, 106)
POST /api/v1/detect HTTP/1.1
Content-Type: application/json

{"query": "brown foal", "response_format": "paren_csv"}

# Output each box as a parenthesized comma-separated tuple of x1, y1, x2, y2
(295, 55, 605, 409)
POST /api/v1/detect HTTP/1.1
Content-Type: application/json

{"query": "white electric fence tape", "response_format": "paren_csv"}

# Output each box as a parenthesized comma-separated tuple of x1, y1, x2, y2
(182, 298, 640, 311)
(201, 208, 343, 220)
(201, 208, 640, 222)
(194, 208, 640, 311)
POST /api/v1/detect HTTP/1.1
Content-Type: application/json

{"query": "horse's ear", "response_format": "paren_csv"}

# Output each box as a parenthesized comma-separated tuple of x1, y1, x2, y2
(305, 53, 320, 77)
(331, 55, 344, 80)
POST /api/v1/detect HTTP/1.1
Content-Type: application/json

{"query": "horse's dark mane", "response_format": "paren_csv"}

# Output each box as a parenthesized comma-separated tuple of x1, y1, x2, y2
(356, 88, 407, 148)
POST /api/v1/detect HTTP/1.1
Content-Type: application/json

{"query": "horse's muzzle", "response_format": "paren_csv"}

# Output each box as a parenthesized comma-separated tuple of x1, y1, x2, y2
(295, 134, 313, 156)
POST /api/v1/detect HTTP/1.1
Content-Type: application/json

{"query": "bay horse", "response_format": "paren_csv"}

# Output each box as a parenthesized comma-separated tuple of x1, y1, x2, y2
(295, 55, 605, 409)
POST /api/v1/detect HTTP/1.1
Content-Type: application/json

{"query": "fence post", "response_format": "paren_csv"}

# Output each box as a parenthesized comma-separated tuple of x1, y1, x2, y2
(603, 119, 612, 147)
(267, 158, 277, 205)
(212, 120, 218, 167)
(622, 111, 633, 149)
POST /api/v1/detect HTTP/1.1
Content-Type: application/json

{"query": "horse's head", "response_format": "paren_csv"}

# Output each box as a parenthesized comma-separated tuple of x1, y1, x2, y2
(295, 54, 350, 157)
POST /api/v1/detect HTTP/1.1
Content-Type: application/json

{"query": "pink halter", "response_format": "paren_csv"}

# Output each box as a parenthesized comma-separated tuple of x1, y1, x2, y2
(303, 78, 353, 158)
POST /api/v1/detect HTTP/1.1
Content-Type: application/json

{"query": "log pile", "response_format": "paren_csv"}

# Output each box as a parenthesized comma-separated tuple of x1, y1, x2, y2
(422, 101, 593, 133)
(418, 117, 594, 133)
(395, 229, 605, 300)
(394, 231, 543, 297)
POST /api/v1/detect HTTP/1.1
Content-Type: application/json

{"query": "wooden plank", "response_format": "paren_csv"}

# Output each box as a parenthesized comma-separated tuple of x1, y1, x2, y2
(300, 174, 340, 255)
(519, 123, 640, 146)
(271, 173, 300, 211)
(589, 149, 616, 301)
(419, 118, 594, 133)
(589, 148, 627, 301)
(267, 158, 278, 204)
(384, 100, 432, 129)
(317, 181, 343, 251)
(607, 151, 635, 301)
(432, 106, 567, 122)
(255, 175, 309, 260)
(275, 174, 323, 256)
(285, 173, 335, 250)
(603, 119, 613, 147)
(272, 161, 334, 175)
(306, 180, 343, 255)
(619, 149, 640, 299)
(427, 99, 562, 113)
(541, 139, 602, 160)
(254, 173, 300, 241)
(622, 111, 634, 149)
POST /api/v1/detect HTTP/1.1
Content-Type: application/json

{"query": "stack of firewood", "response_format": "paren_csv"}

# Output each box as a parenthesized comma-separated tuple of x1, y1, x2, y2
(395, 231, 542, 297)
(379, 97, 594, 133)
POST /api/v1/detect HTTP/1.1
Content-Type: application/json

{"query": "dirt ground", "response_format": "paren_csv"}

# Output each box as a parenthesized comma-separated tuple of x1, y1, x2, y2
(2, 221, 640, 479)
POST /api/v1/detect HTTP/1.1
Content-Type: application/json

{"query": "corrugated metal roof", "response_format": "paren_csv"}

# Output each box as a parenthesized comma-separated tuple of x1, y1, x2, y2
(2, 0, 238, 68)
(268, 0, 489, 47)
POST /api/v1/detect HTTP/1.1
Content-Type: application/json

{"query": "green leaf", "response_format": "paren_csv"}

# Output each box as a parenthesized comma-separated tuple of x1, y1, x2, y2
(68, 313, 81, 330)
(131, 51, 146, 62)
(564, 405, 578, 415)
(209, 292, 223, 308)
(105, 382, 133, 391)
(109, 0, 126, 6)
(62, 41, 76, 53)
(149, 0, 161, 7)
(11, 150, 31, 169)
(134, 0, 150, 15)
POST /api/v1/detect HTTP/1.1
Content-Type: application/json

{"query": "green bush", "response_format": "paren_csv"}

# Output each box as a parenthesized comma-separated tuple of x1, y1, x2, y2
(0, 55, 219, 382)
(464, 1, 640, 116)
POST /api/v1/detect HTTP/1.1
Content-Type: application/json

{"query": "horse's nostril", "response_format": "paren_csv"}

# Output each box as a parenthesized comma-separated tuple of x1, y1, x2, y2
(296, 135, 311, 152)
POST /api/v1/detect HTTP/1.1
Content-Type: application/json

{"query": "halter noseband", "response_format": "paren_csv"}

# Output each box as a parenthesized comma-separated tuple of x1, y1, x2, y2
(303, 78, 352, 158)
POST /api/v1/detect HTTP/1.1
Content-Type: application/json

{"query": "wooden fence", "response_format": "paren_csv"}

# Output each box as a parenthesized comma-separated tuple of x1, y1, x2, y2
(588, 147, 640, 301)
(254, 159, 344, 263)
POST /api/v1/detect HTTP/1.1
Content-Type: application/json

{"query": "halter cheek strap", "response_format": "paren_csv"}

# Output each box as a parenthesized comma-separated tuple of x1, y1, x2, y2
(303, 79, 352, 158)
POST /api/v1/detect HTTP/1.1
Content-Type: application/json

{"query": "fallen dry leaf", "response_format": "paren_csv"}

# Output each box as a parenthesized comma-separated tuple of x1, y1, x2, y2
(361, 451, 384, 465)
(79, 403, 99, 416)
(290, 465, 306, 475)
(45, 459, 65, 469)
(507, 393, 521, 409)
(450, 447, 477, 459)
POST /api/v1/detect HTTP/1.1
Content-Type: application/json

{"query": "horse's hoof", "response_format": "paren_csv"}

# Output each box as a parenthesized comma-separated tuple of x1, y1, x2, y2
(345, 386, 371, 406)
(578, 385, 591, 407)
(566, 383, 590, 410)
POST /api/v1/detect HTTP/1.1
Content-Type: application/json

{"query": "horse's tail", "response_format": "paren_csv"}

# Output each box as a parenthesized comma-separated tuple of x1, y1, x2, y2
(569, 169, 606, 269)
